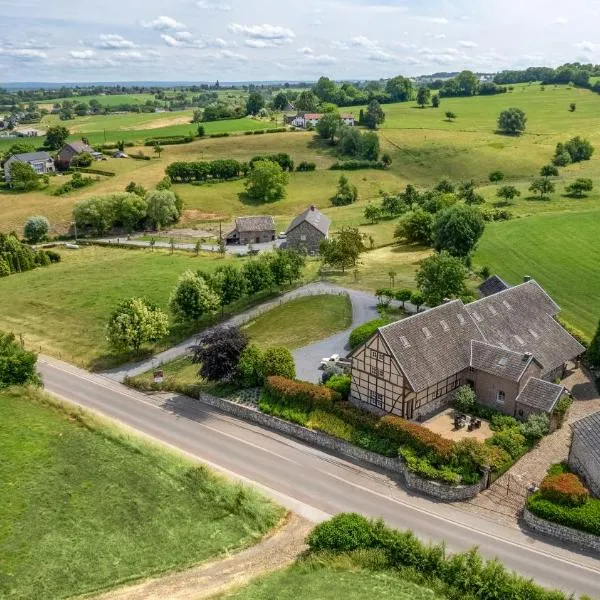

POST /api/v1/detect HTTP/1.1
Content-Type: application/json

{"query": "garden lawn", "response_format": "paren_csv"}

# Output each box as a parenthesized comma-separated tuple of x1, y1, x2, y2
(241, 294, 352, 350)
(0, 386, 282, 600)
(474, 209, 600, 339)
(219, 552, 444, 600)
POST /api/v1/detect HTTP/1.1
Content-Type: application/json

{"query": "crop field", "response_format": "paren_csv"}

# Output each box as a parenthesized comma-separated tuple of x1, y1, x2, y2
(0, 386, 282, 600)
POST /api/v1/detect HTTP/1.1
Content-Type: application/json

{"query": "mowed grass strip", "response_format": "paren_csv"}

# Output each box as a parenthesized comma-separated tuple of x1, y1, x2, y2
(0, 387, 283, 600)
(475, 209, 600, 338)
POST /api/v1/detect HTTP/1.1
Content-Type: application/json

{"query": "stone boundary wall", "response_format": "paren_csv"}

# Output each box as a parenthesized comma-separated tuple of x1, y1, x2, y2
(198, 392, 485, 502)
(523, 508, 600, 554)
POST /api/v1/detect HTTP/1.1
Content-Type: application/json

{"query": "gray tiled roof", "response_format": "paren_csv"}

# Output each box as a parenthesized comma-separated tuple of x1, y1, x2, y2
(6, 151, 53, 163)
(478, 275, 510, 297)
(234, 216, 275, 233)
(572, 411, 600, 465)
(286, 206, 331, 236)
(379, 300, 485, 392)
(516, 377, 564, 412)
(465, 281, 584, 375)
(65, 141, 94, 154)
(470, 340, 536, 382)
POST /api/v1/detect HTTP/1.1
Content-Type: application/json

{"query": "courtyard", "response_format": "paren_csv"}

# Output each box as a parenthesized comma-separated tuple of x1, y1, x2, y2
(422, 408, 494, 442)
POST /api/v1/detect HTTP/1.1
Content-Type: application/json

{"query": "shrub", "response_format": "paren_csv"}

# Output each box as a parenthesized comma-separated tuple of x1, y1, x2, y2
(453, 385, 476, 413)
(400, 448, 461, 485)
(306, 513, 375, 552)
(325, 374, 351, 400)
(539, 473, 589, 507)
(0, 331, 39, 387)
(519, 412, 550, 442)
(259, 393, 309, 426)
(0, 257, 10, 277)
(528, 493, 600, 537)
(489, 170, 505, 182)
(44, 250, 61, 263)
(489, 414, 519, 431)
(553, 395, 572, 426)
(262, 347, 296, 380)
(237, 344, 264, 387)
(349, 318, 389, 349)
(265, 376, 339, 410)
(296, 161, 316, 172)
(209, 132, 230, 138)
(23, 216, 50, 243)
(330, 160, 385, 170)
(487, 428, 527, 460)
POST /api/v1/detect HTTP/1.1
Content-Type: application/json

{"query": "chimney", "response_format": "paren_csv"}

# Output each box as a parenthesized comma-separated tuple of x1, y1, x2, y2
(310, 205, 315, 211)
(523, 275, 531, 283)
(523, 351, 533, 362)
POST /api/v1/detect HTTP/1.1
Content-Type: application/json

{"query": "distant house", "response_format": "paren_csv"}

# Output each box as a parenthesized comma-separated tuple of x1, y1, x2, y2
(56, 141, 95, 168)
(15, 128, 43, 137)
(349, 280, 584, 422)
(569, 411, 600, 497)
(4, 151, 55, 182)
(285, 205, 331, 254)
(225, 216, 276, 245)
(303, 113, 323, 128)
(341, 114, 355, 126)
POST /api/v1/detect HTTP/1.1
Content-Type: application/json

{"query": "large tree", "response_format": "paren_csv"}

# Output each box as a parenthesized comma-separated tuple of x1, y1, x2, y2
(191, 326, 248, 381)
(455, 70, 480, 96)
(169, 271, 220, 322)
(271, 91, 288, 111)
(146, 190, 179, 229)
(212, 264, 246, 308)
(385, 76, 414, 102)
(416, 86, 431, 108)
(416, 251, 467, 307)
(497, 107, 527, 135)
(295, 90, 318, 112)
(267, 249, 305, 286)
(433, 204, 485, 258)
(246, 91, 265, 115)
(320, 226, 365, 273)
(45, 125, 70, 150)
(242, 258, 274, 295)
(0, 332, 39, 387)
(363, 99, 385, 130)
(316, 110, 341, 142)
(9, 162, 40, 191)
(245, 159, 288, 202)
(394, 209, 434, 245)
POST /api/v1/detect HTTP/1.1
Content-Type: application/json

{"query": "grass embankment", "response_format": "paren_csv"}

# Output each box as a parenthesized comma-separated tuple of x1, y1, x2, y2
(0, 386, 283, 600)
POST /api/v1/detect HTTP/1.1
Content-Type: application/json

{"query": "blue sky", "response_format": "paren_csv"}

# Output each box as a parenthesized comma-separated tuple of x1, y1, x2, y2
(1, 0, 599, 82)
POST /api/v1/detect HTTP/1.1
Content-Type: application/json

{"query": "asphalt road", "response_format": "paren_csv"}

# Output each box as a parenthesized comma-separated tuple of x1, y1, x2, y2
(39, 356, 600, 598)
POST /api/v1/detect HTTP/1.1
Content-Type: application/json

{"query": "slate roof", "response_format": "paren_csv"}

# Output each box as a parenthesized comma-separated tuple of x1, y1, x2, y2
(378, 300, 485, 392)
(478, 275, 510, 297)
(285, 206, 331, 236)
(571, 411, 600, 465)
(515, 377, 564, 412)
(5, 151, 53, 163)
(234, 216, 275, 233)
(465, 281, 585, 375)
(470, 340, 537, 382)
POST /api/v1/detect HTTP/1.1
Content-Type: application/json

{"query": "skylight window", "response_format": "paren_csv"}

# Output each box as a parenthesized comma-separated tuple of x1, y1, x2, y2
(503, 300, 512, 310)
(472, 311, 483, 322)
(488, 305, 497, 315)
(400, 336, 410, 349)
(422, 327, 432, 339)
(514, 335, 525, 345)
(457, 314, 465, 325)
(528, 329, 539, 339)
(440, 320, 450, 332)
(497, 356, 509, 366)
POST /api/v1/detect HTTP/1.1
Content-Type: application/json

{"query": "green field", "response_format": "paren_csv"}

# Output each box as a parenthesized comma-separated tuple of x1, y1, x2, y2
(220, 552, 444, 600)
(0, 386, 282, 600)
(475, 209, 600, 338)
(36, 93, 159, 108)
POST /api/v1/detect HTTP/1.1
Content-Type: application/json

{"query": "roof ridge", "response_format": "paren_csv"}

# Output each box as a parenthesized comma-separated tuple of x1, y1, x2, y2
(378, 299, 464, 332)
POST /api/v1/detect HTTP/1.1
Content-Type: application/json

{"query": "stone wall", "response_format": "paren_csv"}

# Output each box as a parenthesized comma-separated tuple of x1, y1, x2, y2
(523, 507, 600, 553)
(198, 392, 484, 501)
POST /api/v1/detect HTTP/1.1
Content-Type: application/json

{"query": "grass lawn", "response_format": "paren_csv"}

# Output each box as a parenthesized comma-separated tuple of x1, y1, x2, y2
(0, 386, 283, 600)
(219, 552, 444, 600)
(474, 209, 600, 339)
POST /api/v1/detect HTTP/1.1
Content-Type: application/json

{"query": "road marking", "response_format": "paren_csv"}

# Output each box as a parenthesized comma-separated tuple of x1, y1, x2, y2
(41, 359, 600, 577)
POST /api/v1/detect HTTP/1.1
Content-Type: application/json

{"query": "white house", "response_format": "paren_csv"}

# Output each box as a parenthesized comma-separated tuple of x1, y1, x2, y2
(341, 114, 355, 126)
(4, 151, 55, 181)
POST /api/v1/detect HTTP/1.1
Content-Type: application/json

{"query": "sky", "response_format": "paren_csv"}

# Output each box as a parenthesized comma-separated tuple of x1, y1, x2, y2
(1, 0, 600, 83)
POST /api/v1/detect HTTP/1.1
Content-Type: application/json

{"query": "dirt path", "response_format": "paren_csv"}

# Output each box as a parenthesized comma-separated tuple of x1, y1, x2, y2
(91, 513, 311, 600)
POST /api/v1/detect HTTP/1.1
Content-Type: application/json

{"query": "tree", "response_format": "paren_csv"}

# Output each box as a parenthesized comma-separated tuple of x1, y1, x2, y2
(455, 70, 480, 96)
(169, 271, 220, 322)
(242, 258, 274, 295)
(197, 124, 205, 137)
(246, 91, 265, 115)
(416, 251, 467, 307)
(212, 264, 246, 308)
(395, 289, 412, 309)
(0, 332, 39, 387)
(106, 298, 169, 353)
(565, 178, 593, 198)
(416, 86, 431, 108)
(45, 125, 69, 150)
(268, 249, 305, 286)
(497, 107, 527, 135)
(431, 94, 440, 108)
(316, 111, 341, 142)
(70, 152, 93, 168)
(569, 102, 576, 112)
(363, 203, 381, 224)
(359, 131, 380, 161)
(434, 178, 455, 194)
(296, 90, 318, 112)
(445, 111, 456, 121)
(587, 320, 600, 368)
(410, 291, 425, 312)
(489, 171, 505, 182)
(245, 159, 288, 202)
(529, 178, 555, 199)
(381, 152, 392, 168)
(320, 227, 365, 272)
(375, 288, 394, 307)
(458, 180, 485, 205)
(540, 164, 559, 178)
(125, 181, 147, 197)
(454, 385, 476, 413)
(262, 347, 296, 379)
(496, 185, 521, 204)
(433, 204, 485, 258)
(191, 326, 248, 381)
(9, 162, 39, 191)
(363, 99, 385, 130)
(237, 344, 265, 387)
(272, 92, 288, 111)
(146, 190, 179, 229)
(24, 216, 50, 243)
(113, 192, 147, 232)
(553, 143, 572, 167)
(331, 175, 358, 206)
(394, 209, 434, 245)
(385, 75, 414, 102)
(564, 136, 594, 162)
(153, 143, 163, 159)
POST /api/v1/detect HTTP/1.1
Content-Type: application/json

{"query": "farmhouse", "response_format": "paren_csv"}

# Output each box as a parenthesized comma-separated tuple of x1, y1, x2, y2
(569, 411, 600, 498)
(341, 114, 356, 126)
(349, 279, 583, 422)
(4, 151, 55, 181)
(285, 205, 331, 253)
(225, 216, 276, 245)
(284, 112, 354, 129)
(56, 141, 95, 168)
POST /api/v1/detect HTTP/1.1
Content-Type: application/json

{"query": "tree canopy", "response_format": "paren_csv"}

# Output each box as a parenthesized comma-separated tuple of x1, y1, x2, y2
(433, 204, 485, 258)
(244, 159, 288, 202)
(416, 251, 467, 307)
(497, 107, 527, 135)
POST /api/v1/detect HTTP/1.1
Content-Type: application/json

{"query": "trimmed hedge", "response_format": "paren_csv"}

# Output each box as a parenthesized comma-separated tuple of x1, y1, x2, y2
(527, 493, 600, 536)
(349, 318, 389, 350)
(144, 136, 194, 146)
(265, 376, 340, 409)
(76, 167, 116, 177)
(210, 132, 230, 138)
(330, 160, 386, 170)
(539, 473, 589, 507)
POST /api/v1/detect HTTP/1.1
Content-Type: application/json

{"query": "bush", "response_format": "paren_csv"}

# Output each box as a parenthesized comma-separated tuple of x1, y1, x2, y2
(519, 413, 550, 442)
(553, 395, 572, 426)
(349, 318, 389, 350)
(262, 347, 296, 380)
(330, 160, 385, 170)
(0, 332, 39, 387)
(539, 472, 589, 507)
(489, 414, 519, 431)
(24, 216, 50, 243)
(209, 132, 230, 138)
(487, 428, 528, 460)
(144, 136, 194, 146)
(528, 492, 600, 537)
(306, 513, 376, 552)
(265, 376, 339, 410)
(489, 170, 505, 182)
(44, 250, 61, 263)
(453, 385, 476, 413)
(325, 374, 351, 400)
(237, 344, 264, 387)
(296, 161, 316, 172)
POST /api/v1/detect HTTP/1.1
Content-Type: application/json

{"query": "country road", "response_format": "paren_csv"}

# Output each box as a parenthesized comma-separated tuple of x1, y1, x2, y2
(39, 355, 600, 598)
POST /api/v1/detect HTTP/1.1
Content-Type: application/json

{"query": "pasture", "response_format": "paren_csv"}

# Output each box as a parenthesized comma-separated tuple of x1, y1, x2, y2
(0, 386, 282, 600)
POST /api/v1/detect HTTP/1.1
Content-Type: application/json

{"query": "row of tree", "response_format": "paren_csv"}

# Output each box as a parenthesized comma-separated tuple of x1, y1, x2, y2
(0, 232, 59, 278)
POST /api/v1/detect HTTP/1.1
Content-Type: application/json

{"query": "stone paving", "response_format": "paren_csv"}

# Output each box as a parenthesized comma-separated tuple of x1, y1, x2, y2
(455, 366, 600, 527)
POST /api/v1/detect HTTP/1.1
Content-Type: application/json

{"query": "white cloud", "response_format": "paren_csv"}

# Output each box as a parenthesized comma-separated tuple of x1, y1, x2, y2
(95, 34, 136, 49)
(113, 50, 144, 60)
(205, 49, 248, 61)
(142, 16, 186, 31)
(197, 0, 231, 10)
(433, 33, 447, 39)
(160, 34, 184, 47)
(298, 47, 314, 55)
(244, 40, 277, 48)
(303, 53, 337, 65)
(7, 39, 54, 50)
(553, 17, 568, 24)
(69, 49, 95, 59)
(417, 16, 449, 24)
(367, 48, 395, 62)
(228, 23, 295, 45)
(459, 40, 478, 48)
(351, 35, 380, 49)
(0, 48, 48, 60)
(575, 40, 595, 51)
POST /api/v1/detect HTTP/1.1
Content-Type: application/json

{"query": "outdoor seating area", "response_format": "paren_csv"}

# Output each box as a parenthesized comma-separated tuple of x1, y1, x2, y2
(422, 408, 493, 442)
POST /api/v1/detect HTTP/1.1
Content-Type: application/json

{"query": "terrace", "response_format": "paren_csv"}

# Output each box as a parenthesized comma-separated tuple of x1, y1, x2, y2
(422, 408, 494, 442)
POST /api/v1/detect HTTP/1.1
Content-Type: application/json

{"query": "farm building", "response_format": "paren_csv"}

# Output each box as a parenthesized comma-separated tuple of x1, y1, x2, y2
(4, 151, 55, 181)
(349, 279, 583, 422)
(285, 205, 331, 254)
(284, 112, 355, 128)
(56, 141, 96, 168)
(225, 216, 276, 245)
(569, 411, 600, 497)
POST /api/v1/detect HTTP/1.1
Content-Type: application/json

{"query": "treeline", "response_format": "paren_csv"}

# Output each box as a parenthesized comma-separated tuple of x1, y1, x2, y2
(494, 62, 600, 88)
(0, 233, 60, 278)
